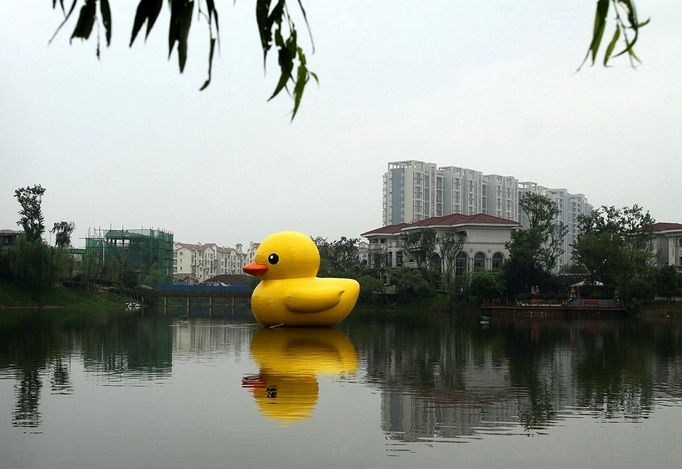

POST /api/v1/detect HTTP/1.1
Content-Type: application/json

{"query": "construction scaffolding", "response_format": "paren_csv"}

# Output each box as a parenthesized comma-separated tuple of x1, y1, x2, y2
(84, 227, 174, 285)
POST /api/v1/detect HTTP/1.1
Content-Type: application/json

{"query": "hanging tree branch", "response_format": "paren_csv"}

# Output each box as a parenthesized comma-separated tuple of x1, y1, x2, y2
(580, 0, 649, 69)
(50, 0, 316, 119)
(50, 1, 647, 118)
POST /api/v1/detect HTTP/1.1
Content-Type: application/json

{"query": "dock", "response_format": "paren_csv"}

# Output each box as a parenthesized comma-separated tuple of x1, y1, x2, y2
(482, 298, 626, 317)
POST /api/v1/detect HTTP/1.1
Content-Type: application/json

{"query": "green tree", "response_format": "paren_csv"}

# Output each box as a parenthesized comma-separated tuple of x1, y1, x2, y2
(0, 236, 66, 301)
(51, 221, 75, 248)
(14, 185, 46, 243)
(314, 236, 361, 277)
(437, 231, 466, 303)
(505, 193, 567, 296)
(519, 193, 567, 271)
(437, 231, 466, 274)
(400, 229, 436, 270)
(654, 266, 681, 298)
(48, 1, 646, 118)
(572, 205, 655, 304)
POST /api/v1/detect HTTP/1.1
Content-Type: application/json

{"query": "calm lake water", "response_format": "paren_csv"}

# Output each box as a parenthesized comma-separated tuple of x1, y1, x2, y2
(1, 306, 682, 468)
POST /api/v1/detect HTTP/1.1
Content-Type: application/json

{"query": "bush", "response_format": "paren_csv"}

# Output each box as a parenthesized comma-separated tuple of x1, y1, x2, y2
(468, 270, 505, 302)
(618, 275, 655, 312)
(0, 237, 67, 301)
(654, 266, 681, 298)
(389, 268, 434, 302)
(358, 274, 382, 303)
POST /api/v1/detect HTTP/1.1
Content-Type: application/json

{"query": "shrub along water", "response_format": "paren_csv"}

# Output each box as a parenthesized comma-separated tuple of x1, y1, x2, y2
(0, 236, 68, 303)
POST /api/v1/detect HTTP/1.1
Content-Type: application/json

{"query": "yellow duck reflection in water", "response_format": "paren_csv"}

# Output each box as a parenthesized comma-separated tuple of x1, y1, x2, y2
(243, 231, 360, 326)
(242, 328, 359, 424)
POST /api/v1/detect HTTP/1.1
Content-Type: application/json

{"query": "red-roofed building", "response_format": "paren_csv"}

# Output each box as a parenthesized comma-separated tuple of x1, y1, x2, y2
(361, 214, 520, 273)
(652, 222, 682, 270)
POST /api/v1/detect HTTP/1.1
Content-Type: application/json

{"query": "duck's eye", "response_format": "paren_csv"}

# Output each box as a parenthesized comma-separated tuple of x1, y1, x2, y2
(267, 253, 279, 265)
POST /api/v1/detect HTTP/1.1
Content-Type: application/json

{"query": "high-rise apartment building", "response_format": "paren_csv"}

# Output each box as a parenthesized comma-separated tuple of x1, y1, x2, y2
(439, 166, 483, 216)
(518, 182, 593, 268)
(383, 161, 593, 268)
(383, 161, 442, 225)
(482, 174, 519, 221)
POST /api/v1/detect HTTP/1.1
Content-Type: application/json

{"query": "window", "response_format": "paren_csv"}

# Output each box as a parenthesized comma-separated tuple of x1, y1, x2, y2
(474, 252, 486, 270)
(455, 252, 468, 276)
(492, 252, 504, 269)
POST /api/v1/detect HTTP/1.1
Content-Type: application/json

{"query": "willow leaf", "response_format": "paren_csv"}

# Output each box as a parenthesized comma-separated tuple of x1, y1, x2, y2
(256, 0, 273, 62)
(199, 37, 216, 90)
(70, 0, 97, 41)
(590, 0, 610, 64)
(291, 48, 309, 119)
(130, 0, 163, 46)
(603, 24, 620, 66)
(100, 0, 112, 45)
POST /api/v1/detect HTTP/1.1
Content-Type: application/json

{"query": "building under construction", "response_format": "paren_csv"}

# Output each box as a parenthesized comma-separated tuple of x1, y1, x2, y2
(84, 227, 174, 285)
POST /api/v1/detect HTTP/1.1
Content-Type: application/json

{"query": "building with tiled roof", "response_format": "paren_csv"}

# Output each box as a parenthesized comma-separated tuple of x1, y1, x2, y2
(361, 214, 520, 273)
(652, 222, 682, 271)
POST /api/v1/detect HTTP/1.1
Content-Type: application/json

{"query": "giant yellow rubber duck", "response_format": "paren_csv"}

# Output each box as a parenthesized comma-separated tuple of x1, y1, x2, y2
(243, 231, 360, 326)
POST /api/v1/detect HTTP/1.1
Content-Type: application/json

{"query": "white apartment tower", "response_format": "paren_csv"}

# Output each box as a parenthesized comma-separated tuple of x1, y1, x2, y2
(383, 161, 443, 225)
(482, 174, 519, 221)
(439, 166, 483, 216)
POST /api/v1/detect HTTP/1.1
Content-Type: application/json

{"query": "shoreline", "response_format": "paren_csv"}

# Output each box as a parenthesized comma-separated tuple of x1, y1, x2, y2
(0, 279, 133, 310)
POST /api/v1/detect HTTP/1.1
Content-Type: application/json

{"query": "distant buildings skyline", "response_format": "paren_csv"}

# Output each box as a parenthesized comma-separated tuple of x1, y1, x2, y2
(382, 160, 593, 268)
(173, 241, 259, 282)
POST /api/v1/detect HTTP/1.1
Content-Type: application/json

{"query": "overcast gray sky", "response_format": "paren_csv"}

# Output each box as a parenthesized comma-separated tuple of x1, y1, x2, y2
(1, 1, 680, 248)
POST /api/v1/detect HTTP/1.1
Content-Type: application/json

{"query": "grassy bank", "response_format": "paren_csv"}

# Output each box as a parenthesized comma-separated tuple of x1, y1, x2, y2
(0, 279, 131, 309)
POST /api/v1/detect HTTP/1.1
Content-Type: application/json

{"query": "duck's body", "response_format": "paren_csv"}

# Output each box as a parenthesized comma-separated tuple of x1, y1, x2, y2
(244, 231, 360, 327)
(251, 276, 359, 326)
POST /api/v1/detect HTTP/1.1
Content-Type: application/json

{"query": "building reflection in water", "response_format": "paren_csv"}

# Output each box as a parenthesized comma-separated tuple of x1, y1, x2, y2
(171, 315, 255, 359)
(356, 316, 682, 442)
(242, 328, 359, 424)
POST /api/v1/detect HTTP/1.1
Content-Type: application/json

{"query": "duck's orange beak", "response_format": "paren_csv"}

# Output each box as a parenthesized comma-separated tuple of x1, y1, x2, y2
(243, 262, 268, 277)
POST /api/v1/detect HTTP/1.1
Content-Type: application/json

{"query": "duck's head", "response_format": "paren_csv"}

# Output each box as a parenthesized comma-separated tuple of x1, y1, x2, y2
(243, 231, 319, 280)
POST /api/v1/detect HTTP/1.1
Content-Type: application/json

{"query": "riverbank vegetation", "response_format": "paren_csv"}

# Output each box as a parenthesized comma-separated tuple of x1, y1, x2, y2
(1, 185, 134, 308)
(0, 279, 129, 309)
(4, 184, 679, 314)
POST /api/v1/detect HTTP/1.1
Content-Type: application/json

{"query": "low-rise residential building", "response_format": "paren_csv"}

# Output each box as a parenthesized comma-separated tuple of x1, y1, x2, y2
(173, 241, 259, 282)
(0, 229, 23, 247)
(652, 223, 682, 271)
(362, 214, 520, 275)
